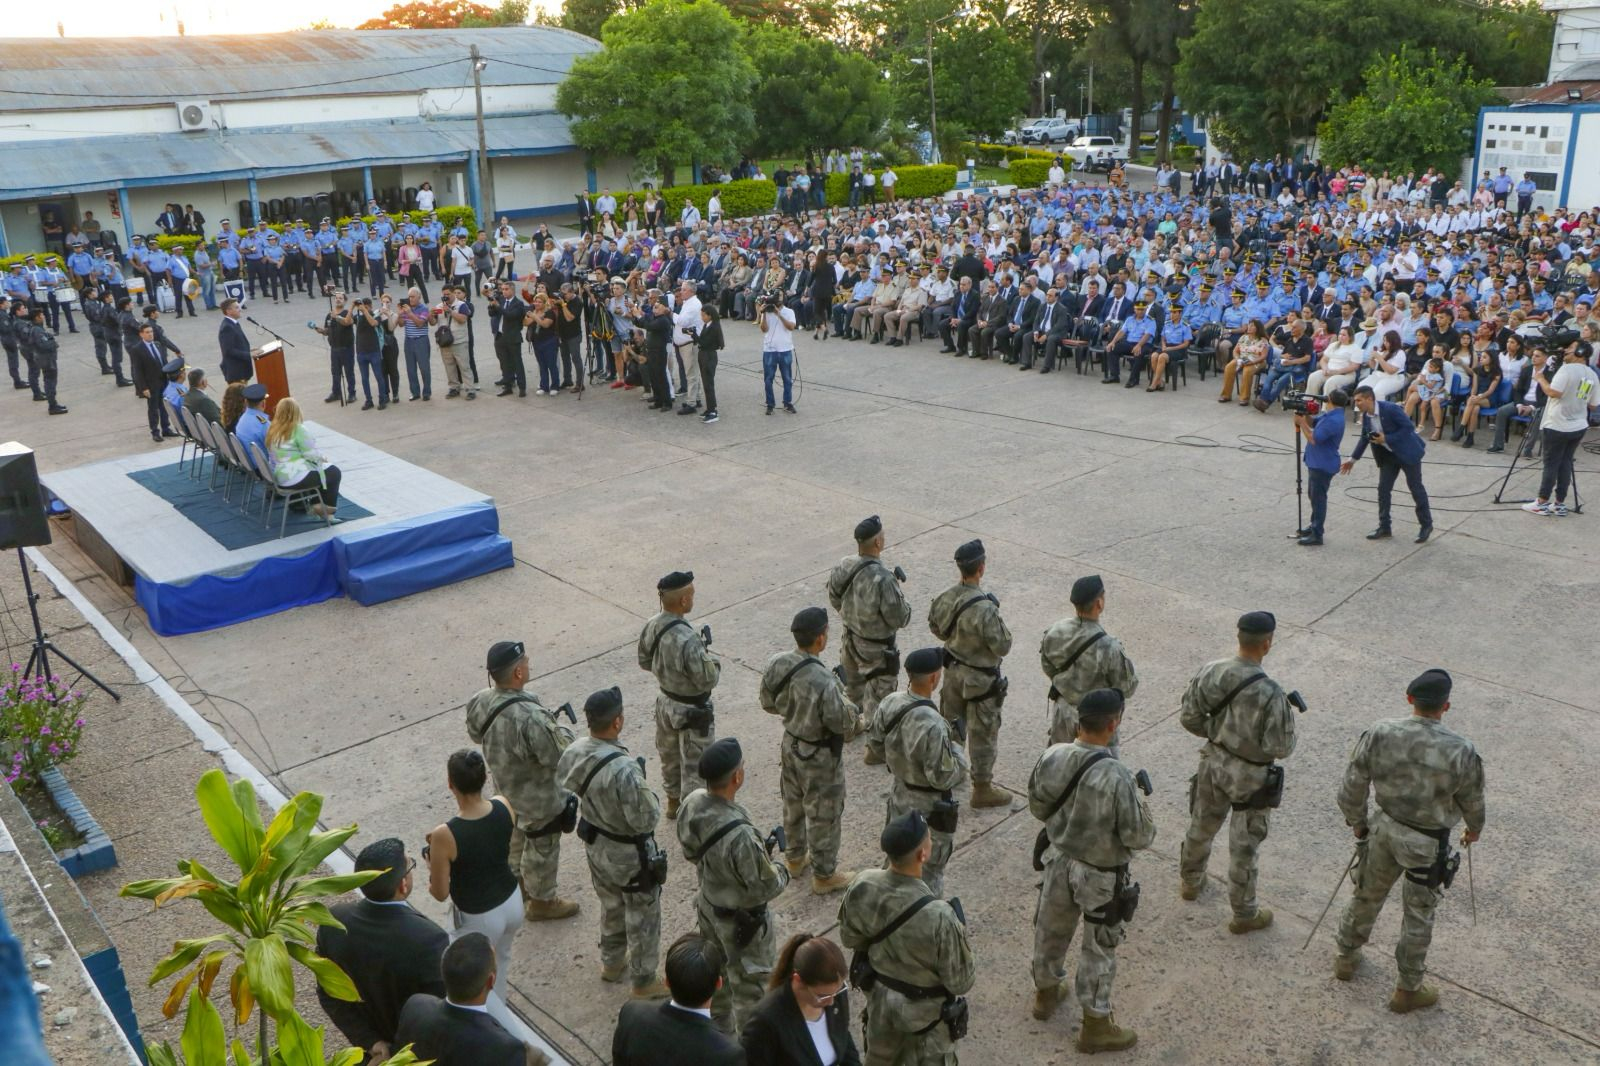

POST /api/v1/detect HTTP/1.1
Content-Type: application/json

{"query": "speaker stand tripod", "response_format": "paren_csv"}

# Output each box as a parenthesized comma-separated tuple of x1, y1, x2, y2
(14, 548, 119, 702)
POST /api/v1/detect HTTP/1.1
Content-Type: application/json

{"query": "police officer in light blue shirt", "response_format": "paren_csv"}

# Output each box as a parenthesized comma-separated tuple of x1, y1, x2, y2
(314, 220, 338, 289)
(67, 247, 95, 289)
(418, 215, 442, 280)
(235, 382, 271, 457)
(191, 243, 216, 310)
(240, 228, 265, 299)
(262, 234, 286, 302)
(144, 244, 172, 309)
(1244, 281, 1275, 324)
(281, 222, 305, 297)
(161, 357, 188, 410)
(362, 233, 389, 296)
(217, 236, 242, 287)
(168, 251, 195, 318)
(127, 237, 152, 305)
(337, 228, 360, 291)
(1151, 301, 1192, 390)
(1105, 298, 1157, 386)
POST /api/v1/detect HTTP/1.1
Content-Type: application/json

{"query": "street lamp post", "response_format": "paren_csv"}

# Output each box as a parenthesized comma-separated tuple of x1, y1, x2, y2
(1037, 70, 1052, 117)
(924, 7, 972, 166)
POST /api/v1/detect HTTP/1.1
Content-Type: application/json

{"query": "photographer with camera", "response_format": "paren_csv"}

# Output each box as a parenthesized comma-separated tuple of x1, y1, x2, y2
(1523, 338, 1598, 517)
(1292, 388, 1349, 546)
(313, 291, 356, 405)
(758, 289, 797, 415)
(630, 293, 675, 410)
(430, 286, 477, 399)
(350, 296, 389, 410)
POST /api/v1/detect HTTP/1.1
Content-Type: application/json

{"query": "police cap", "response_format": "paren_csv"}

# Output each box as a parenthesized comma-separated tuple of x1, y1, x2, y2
(241, 383, 268, 401)
(162, 358, 185, 375)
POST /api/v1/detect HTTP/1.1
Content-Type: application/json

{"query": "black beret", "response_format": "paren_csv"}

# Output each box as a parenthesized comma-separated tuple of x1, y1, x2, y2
(880, 809, 928, 859)
(790, 606, 829, 642)
(953, 539, 985, 565)
(854, 515, 883, 542)
(1076, 688, 1125, 720)
(584, 685, 623, 717)
(1238, 611, 1277, 635)
(485, 640, 524, 673)
(697, 737, 742, 780)
(1070, 574, 1105, 607)
(657, 570, 694, 592)
(241, 383, 268, 400)
(1406, 668, 1452, 703)
(905, 647, 944, 676)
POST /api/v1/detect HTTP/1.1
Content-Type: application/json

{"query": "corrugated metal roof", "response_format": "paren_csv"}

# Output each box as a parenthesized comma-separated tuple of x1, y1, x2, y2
(0, 113, 576, 198)
(0, 28, 599, 111)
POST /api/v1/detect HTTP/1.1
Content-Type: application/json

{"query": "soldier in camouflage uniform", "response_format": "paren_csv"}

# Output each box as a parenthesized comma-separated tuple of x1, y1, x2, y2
(638, 570, 720, 820)
(1176, 611, 1297, 934)
(928, 539, 1014, 809)
(1334, 668, 1486, 1013)
(464, 640, 581, 921)
(676, 738, 791, 1034)
(871, 647, 969, 898)
(828, 515, 912, 765)
(556, 686, 669, 999)
(1028, 689, 1155, 1054)
(838, 810, 976, 1066)
(759, 606, 862, 894)
(1039, 575, 1139, 752)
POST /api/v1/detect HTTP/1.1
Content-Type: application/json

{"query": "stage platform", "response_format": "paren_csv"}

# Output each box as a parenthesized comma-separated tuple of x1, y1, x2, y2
(41, 425, 515, 636)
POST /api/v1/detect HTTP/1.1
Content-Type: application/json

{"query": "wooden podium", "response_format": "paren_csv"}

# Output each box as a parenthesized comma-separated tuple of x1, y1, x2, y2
(252, 341, 290, 416)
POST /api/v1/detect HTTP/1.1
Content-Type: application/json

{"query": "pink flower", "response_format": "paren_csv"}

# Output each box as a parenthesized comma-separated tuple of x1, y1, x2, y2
(38, 726, 51, 737)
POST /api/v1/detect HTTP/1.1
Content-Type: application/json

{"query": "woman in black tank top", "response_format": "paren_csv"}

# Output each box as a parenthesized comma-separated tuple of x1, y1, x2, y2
(426, 749, 519, 914)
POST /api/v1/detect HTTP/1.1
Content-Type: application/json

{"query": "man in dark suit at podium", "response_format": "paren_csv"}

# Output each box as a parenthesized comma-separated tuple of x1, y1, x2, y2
(394, 934, 526, 1066)
(1343, 384, 1434, 543)
(219, 298, 253, 383)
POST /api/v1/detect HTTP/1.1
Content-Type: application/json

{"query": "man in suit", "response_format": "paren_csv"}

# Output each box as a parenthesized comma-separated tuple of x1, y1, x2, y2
(612, 933, 743, 1066)
(1025, 285, 1072, 373)
(999, 280, 1041, 366)
(574, 192, 595, 236)
(939, 277, 978, 356)
(1343, 385, 1434, 543)
(317, 838, 448, 1064)
(489, 280, 529, 397)
(971, 279, 1005, 361)
(130, 324, 177, 442)
(218, 298, 253, 384)
(394, 934, 526, 1066)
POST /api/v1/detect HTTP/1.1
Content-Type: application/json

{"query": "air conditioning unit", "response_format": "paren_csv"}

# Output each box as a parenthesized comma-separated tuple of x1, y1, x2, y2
(175, 100, 212, 132)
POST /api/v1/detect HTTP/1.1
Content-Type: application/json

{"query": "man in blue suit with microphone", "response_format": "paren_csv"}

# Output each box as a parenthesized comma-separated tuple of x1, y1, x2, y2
(1343, 384, 1434, 543)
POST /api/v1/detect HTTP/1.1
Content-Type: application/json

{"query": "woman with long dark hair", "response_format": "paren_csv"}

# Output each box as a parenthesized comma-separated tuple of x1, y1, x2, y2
(739, 933, 860, 1066)
(697, 304, 724, 424)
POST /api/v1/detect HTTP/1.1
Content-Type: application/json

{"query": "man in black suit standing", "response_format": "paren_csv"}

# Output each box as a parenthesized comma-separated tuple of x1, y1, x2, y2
(613, 933, 743, 1066)
(488, 280, 528, 397)
(575, 191, 595, 236)
(316, 839, 448, 1065)
(130, 323, 177, 442)
(218, 298, 253, 384)
(394, 934, 526, 1066)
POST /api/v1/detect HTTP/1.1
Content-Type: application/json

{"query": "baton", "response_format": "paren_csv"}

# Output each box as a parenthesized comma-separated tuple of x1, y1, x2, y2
(1466, 841, 1476, 927)
(1300, 844, 1360, 952)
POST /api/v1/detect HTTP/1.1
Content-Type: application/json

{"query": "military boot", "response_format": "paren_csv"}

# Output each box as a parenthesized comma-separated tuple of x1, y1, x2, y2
(1179, 873, 1207, 901)
(1388, 985, 1439, 1013)
(1332, 951, 1359, 981)
(1076, 1012, 1137, 1054)
(785, 851, 812, 878)
(1031, 979, 1070, 1021)
(632, 977, 671, 1000)
(863, 748, 885, 766)
(812, 869, 855, 895)
(665, 795, 681, 820)
(524, 897, 580, 921)
(600, 962, 627, 983)
(1228, 907, 1273, 935)
(971, 780, 1013, 808)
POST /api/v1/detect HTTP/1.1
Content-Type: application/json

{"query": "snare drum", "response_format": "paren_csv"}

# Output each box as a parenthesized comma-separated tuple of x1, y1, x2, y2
(51, 286, 78, 305)
(127, 277, 147, 295)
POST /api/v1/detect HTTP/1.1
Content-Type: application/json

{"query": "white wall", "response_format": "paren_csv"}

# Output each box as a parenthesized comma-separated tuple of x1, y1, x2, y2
(491, 153, 589, 216)
(420, 85, 555, 118)
(1547, 2, 1600, 81)
(1570, 112, 1600, 209)
(399, 164, 469, 207)
(1477, 109, 1571, 213)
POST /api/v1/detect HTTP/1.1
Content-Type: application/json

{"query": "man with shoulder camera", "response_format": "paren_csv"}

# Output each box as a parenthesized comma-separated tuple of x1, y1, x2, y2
(313, 292, 356, 405)
(432, 286, 477, 399)
(759, 289, 797, 415)
(1294, 387, 1348, 546)
(350, 297, 389, 410)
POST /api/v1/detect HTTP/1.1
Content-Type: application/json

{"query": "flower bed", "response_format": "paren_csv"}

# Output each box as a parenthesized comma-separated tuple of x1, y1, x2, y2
(3, 667, 110, 876)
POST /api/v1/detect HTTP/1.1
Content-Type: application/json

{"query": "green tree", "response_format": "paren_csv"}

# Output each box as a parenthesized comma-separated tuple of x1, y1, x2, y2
(1319, 46, 1496, 176)
(546, 0, 641, 38)
(746, 24, 890, 161)
(461, 0, 530, 26)
(556, 0, 756, 184)
(356, 0, 495, 28)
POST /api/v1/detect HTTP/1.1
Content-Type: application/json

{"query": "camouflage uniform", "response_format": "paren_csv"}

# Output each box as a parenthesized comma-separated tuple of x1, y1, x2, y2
(1176, 656, 1296, 917)
(638, 611, 720, 803)
(928, 583, 1012, 786)
(828, 554, 912, 758)
(838, 869, 976, 1066)
(1039, 617, 1139, 752)
(1028, 740, 1156, 1017)
(759, 651, 861, 877)
(557, 735, 663, 989)
(1335, 717, 1486, 990)
(465, 686, 574, 902)
(873, 690, 969, 898)
(676, 790, 791, 1033)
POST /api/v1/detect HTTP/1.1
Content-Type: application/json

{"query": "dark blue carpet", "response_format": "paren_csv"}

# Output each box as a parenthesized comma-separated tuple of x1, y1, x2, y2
(127, 463, 373, 550)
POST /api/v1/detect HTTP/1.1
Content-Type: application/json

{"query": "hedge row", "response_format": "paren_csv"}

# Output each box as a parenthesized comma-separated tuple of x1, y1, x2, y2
(959, 142, 1058, 167)
(1008, 159, 1054, 187)
(821, 164, 957, 205)
(589, 166, 958, 223)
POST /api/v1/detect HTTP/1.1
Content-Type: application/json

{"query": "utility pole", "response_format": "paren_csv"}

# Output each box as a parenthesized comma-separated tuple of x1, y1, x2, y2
(470, 45, 495, 231)
(1087, 62, 1094, 121)
(926, 26, 940, 164)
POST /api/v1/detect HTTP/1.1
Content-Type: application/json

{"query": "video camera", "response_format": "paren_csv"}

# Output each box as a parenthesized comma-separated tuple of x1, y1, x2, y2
(1280, 390, 1321, 416)
(1534, 323, 1582, 352)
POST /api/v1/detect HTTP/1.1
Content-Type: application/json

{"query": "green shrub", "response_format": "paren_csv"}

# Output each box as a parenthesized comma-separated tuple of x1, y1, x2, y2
(1009, 159, 1053, 187)
(1173, 144, 1199, 165)
(823, 164, 956, 206)
(590, 180, 777, 222)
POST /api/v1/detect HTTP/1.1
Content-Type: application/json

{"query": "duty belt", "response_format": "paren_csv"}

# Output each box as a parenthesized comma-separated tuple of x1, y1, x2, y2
(660, 688, 711, 707)
(712, 902, 768, 920)
(845, 627, 895, 646)
(906, 782, 951, 796)
(943, 648, 999, 676)
(1378, 807, 1451, 843)
(1210, 740, 1274, 767)
(576, 817, 651, 846)
(873, 971, 952, 1002)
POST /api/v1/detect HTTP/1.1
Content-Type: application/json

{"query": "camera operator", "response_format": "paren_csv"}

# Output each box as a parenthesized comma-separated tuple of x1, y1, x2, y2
(350, 297, 389, 410)
(430, 286, 477, 399)
(1294, 388, 1349, 546)
(313, 291, 356, 404)
(630, 293, 675, 410)
(758, 289, 797, 415)
(1487, 347, 1554, 455)
(555, 283, 584, 392)
(1523, 339, 1598, 517)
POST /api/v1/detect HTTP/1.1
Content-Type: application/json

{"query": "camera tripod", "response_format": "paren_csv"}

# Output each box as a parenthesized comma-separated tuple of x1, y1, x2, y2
(1287, 423, 1307, 538)
(1492, 429, 1584, 514)
(13, 549, 119, 702)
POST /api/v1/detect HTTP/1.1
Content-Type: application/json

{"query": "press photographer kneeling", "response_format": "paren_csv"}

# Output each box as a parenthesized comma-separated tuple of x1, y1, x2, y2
(1290, 388, 1349, 547)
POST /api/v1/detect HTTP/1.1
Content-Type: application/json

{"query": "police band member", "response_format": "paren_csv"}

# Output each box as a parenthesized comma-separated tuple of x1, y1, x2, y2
(1333, 669, 1485, 1013)
(638, 571, 720, 819)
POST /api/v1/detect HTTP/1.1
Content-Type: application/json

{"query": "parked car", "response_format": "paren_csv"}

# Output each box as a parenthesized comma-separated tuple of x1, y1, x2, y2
(1023, 118, 1080, 145)
(1064, 135, 1126, 167)
(1002, 120, 1043, 146)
